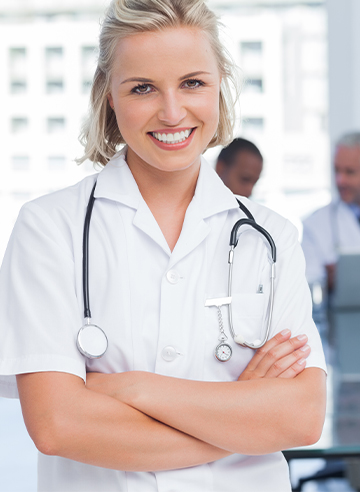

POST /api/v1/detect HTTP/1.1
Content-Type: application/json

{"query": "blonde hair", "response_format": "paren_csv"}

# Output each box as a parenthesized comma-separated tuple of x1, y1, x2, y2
(77, 0, 240, 166)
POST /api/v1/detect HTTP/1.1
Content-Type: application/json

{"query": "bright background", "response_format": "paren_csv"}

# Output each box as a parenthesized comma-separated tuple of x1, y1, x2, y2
(1, 1, 360, 491)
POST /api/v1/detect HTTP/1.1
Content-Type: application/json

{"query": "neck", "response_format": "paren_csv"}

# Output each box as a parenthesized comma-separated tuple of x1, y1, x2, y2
(126, 148, 201, 251)
(127, 150, 199, 207)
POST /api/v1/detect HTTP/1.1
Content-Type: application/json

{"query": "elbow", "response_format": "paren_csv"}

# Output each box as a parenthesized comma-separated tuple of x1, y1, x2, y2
(303, 410, 325, 446)
(28, 413, 70, 457)
(297, 420, 323, 447)
(35, 435, 58, 457)
(292, 400, 326, 448)
(291, 368, 327, 448)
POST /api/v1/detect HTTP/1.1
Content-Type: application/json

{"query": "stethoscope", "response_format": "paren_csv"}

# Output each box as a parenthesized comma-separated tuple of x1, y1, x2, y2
(76, 181, 276, 361)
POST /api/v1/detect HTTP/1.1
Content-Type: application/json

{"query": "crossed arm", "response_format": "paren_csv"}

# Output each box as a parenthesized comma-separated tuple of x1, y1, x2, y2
(17, 330, 326, 472)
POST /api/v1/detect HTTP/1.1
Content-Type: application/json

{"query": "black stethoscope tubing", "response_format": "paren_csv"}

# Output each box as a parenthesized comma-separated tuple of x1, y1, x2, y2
(79, 182, 276, 358)
(231, 201, 276, 262)
(82, 181, 97, 320)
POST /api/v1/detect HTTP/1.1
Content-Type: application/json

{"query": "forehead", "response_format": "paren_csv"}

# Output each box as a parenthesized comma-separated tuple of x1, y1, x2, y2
(335, 145, 360, 169)
(112, 26, 219, 79)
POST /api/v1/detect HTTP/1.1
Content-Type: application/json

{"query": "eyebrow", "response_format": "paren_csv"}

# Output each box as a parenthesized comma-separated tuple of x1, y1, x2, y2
(120, 71, 212, 85)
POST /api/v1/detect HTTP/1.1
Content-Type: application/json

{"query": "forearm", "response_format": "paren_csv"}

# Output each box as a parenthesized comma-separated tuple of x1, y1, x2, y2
(96, 368, 326, 455)
(17, 372, 230, 471)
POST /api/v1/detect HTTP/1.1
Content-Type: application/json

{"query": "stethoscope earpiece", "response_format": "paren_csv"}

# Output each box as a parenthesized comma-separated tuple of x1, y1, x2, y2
(234, 334, 265, 349)
(234, 334, 245, 345)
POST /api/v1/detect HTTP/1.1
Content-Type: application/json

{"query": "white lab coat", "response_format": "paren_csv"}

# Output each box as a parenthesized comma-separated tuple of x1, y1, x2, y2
(0, 150, 326, 492)
(302, 200, 360, 283)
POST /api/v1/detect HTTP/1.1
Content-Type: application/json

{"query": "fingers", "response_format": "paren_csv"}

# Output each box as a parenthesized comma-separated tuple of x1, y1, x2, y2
(277, 357, 307, 378)
(245, 330, 303, 368)
(242, 331, 310, 379)
(265, 344, 310, 378)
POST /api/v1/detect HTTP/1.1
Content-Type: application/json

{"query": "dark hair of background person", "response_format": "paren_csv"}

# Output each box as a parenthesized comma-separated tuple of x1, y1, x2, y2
(215, 137, 263, 198)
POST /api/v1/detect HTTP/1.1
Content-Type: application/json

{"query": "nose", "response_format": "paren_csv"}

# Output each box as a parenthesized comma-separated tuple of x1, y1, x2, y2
(157, 91, 186, 126)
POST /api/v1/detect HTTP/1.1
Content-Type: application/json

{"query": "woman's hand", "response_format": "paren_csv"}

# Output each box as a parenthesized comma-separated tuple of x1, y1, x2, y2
(238, 329, 310, 381)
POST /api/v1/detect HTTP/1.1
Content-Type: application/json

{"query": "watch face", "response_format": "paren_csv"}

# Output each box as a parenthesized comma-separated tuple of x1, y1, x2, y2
(215, 343, 232, 362)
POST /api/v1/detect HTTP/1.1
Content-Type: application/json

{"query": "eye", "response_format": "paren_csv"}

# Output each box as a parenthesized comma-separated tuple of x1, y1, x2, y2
(131, 84, 153, 95)
(182, 79, 204, 89)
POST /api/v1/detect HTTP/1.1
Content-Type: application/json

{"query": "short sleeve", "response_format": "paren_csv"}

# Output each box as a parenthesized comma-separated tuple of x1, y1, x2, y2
(0, 202, 86, 398)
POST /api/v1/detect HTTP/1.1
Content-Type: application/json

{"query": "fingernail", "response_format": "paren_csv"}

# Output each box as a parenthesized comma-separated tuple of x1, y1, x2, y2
(300, 344, 310, 352)
(298, 358, 307, 365)
(281, 329, 291, 336)
(297, 334, 307, 341)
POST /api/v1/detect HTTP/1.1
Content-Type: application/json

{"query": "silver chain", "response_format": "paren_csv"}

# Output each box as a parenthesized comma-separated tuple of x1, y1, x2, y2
(217, 307, 227, 341)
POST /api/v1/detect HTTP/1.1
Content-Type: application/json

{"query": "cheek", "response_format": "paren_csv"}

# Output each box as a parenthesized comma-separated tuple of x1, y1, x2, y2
(198, 92, 220, 134)
(115, 102, 151, 142)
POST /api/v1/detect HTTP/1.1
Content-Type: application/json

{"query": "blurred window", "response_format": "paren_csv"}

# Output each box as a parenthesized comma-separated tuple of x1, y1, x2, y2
(240, 41, 263, 71)
(9, 47, 27, 94)
(47, 155, 66, 170)
(12, 192, 31, 201)
(47, 117, 66, 133)
(45, 47, 64, 94)
(11, 156, 30, 171)
(242, 117, 264, 133)
(243, 78, 263, 93)
(11, 117, 29, 133)
(81, 46, 97, 93)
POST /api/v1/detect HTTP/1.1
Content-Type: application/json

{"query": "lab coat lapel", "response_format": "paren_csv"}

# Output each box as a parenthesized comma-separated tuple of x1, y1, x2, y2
(94, 152, 239, 260)
(168, 157, 239, 268)
(168, 198, 210, 268)
(132, 200, 171, 256)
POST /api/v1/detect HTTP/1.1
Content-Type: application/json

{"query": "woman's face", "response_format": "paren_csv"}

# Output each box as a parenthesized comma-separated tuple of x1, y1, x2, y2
(108, 26, 221, 174)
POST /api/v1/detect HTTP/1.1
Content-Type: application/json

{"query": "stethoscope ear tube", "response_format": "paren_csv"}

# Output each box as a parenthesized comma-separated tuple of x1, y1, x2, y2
(83, 182, 97, 320)
(228, 208, 277, 349)
(230, 218, 276, 263)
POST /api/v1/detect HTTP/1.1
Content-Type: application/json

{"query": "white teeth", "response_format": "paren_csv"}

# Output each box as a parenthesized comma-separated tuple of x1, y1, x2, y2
(152, 129, 193, 144)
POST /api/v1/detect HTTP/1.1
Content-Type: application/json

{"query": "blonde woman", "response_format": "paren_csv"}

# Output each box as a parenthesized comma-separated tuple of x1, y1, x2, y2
(0, 1, 326, 491)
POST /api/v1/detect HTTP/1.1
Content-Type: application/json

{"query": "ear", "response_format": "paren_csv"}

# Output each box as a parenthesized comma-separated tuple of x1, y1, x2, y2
(107, 93, 114, 109)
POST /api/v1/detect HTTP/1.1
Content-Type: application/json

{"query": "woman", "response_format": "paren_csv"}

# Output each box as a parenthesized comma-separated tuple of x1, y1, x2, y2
(0, 1, 326, 491)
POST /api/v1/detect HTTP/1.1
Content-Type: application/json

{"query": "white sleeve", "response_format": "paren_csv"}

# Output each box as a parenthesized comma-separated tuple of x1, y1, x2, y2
(270, 220, 326, 372)
(0, 202, 86, 398)
(301, 218, 326, 284)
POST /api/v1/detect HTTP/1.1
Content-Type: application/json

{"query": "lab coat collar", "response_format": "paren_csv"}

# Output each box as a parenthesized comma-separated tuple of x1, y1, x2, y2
(195, 155, 240, 218)
(94, 149, 240, 220)
(93, 147, 142, 210)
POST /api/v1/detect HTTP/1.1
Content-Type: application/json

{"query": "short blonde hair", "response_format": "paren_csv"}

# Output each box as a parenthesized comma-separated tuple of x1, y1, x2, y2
(77, 0, 240, 166)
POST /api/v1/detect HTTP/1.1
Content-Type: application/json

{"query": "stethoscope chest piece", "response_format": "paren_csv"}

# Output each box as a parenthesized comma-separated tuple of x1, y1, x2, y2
(77, 323, 108, 359)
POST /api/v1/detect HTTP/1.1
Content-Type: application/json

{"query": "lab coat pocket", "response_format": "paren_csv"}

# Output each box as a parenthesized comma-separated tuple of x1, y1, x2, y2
(230, 293, 266, 345)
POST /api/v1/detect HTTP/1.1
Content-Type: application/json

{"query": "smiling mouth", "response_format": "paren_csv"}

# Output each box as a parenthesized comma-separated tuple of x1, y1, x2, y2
(150, 128, 194, 144)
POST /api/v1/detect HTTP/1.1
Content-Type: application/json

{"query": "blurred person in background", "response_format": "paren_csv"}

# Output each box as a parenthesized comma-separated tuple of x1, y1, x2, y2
(215, 137, 263, 198)
(302, 131, 360, 292)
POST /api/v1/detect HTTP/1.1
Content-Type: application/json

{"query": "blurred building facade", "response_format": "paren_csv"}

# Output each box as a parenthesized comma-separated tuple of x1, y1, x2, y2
(0, 0, 329, 258)
(220, 2, 329, 228)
